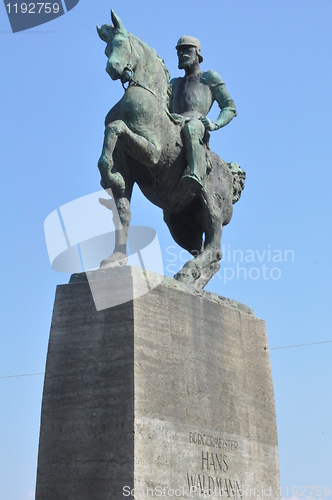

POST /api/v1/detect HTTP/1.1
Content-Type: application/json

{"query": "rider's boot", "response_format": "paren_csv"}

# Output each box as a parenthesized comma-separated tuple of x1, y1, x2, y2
(181, 145, 205, 190)
(181, 170, 203, 189)
(181, 119, 206, 190)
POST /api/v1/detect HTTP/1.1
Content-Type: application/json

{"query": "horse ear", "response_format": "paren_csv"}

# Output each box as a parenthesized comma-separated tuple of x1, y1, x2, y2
(97, 24, 112, 42)
(110, 10, 124, 31)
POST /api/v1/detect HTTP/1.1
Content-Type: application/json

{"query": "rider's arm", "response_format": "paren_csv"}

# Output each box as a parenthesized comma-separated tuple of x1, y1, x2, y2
(214, 83, 237, 130)
(203, 70, 237, 131)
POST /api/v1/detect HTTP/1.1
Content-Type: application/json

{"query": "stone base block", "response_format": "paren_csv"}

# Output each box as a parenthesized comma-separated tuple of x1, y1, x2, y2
(35, 267, 280, 499)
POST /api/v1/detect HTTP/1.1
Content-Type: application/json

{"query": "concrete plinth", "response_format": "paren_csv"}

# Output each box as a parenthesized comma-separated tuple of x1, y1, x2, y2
(35, 267, 280, 499)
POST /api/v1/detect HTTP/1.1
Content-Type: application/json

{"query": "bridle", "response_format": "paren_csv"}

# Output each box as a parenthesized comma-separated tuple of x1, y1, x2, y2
(120, 33, 134, 91)
(117, 33, 178, 125)
(121, 34, 161, 103)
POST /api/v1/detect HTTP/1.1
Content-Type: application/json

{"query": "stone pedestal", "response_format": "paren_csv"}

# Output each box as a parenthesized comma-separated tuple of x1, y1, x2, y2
(36, 267, 280, 499)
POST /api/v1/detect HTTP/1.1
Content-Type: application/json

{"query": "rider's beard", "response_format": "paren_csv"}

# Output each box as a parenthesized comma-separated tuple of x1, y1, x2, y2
(178, 58, 189, 70)
(178, 54, 195, 71)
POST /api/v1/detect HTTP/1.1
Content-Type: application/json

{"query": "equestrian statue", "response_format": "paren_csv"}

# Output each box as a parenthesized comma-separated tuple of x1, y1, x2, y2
(97, 10, 245, 290)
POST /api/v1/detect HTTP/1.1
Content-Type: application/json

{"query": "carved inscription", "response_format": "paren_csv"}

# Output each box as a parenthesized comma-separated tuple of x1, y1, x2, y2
(202, 451, 228, 472)
(186, 431, 242, 497)
(189, 432, 238, 451)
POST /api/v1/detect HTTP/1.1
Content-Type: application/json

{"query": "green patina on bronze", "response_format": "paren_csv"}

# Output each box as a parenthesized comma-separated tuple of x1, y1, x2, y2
(96, 10, 245, 290)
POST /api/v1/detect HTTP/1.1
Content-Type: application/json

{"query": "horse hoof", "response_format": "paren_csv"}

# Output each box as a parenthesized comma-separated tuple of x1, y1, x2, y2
(100, 252, 128, 269)
(174, 265, 201, 284)
(193, 262, 221, 290)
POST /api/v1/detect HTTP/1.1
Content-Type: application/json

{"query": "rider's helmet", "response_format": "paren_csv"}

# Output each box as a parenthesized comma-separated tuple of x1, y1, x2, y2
(175, 36, 203, 63)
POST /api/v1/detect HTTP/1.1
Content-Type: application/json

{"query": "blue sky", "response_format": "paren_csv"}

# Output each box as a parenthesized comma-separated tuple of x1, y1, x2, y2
(1, 1, 332, 498)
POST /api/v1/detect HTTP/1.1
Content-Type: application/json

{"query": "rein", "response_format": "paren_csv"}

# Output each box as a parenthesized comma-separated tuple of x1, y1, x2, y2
(121, 34, 178, 125)
(121, 35, 160, 102)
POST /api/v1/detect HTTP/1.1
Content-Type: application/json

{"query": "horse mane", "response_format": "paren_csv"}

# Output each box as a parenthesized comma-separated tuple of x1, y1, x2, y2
(156, 54, 171, 82)
(128, 33, 171, 102)
(129, 33, 170, 80)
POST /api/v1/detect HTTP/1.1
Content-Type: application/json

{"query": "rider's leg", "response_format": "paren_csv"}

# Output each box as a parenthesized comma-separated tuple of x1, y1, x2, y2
(181, 118, 206, 188)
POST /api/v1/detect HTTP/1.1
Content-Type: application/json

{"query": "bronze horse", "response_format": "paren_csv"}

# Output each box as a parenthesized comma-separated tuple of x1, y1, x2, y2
(97, 11, 245, 290)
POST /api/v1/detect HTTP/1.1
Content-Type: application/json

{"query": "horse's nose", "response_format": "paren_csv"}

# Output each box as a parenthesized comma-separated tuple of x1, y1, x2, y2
(107, 58, 119, 70)
(106, 58, 121, 80)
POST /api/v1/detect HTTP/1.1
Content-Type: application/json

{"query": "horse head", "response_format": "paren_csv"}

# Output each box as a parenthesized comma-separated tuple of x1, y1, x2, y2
(97, 10, 132, 83)
(97, 10, 170, 105)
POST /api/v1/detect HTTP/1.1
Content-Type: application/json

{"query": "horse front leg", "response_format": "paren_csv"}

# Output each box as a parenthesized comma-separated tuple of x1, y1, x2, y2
(98, 120, 161, 192)
(98, 121, 126, 195)
(98, 119, 161, 269)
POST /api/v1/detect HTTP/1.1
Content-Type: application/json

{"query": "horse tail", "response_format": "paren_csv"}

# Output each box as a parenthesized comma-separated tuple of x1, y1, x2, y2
(228, 162, 246, 204)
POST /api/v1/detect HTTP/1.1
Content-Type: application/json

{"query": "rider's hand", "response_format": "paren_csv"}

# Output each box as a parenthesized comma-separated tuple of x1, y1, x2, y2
(200, 117, 218, 131)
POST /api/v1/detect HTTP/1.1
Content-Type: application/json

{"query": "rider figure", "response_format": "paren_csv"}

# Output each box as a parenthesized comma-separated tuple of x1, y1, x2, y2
(169, 36, 237, 189)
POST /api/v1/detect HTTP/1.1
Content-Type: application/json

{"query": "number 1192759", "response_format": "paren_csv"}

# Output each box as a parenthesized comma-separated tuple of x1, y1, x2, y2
(285, 486, 330, 497)
(6, 3, 60, 14)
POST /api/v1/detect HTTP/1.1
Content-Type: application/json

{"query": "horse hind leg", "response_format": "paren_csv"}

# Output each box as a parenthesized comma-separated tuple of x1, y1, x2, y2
(188, 261, 221, 290)
(163, 210, 204, 257)
(100, 193, 133, 268)
(99, 150, 134, 268)
(174, 204, 223, 290)
(174, 245, 222, 289)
